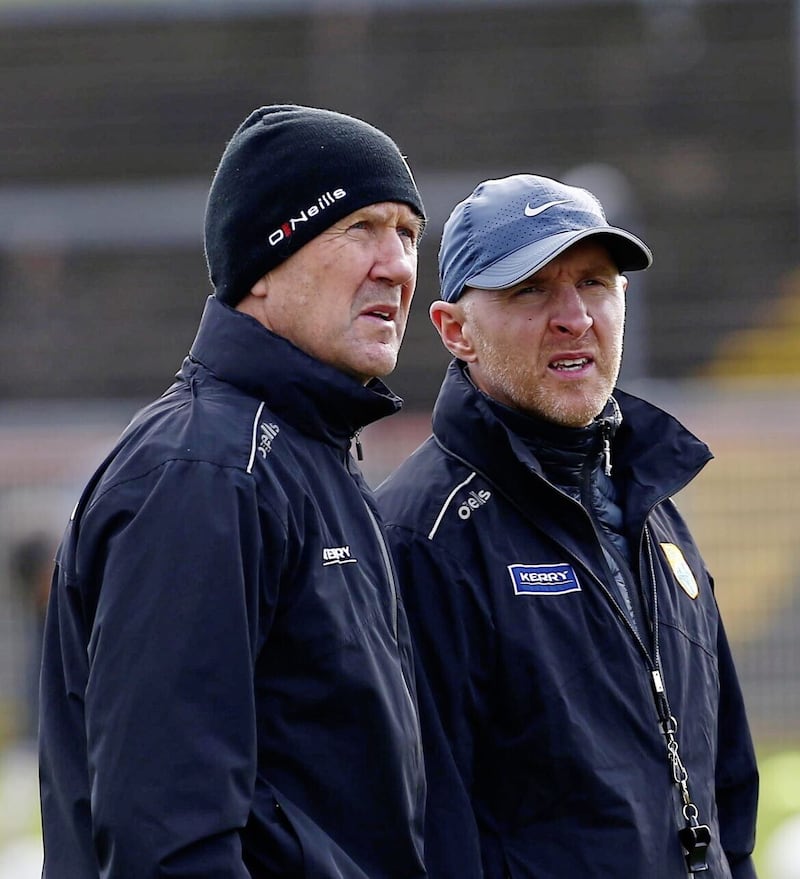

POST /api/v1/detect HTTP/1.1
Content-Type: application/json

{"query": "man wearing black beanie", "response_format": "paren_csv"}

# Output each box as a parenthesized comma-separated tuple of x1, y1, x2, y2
(39, 105, 428, 879)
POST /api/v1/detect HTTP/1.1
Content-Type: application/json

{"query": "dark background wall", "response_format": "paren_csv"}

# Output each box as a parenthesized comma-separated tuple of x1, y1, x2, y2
(0, 0, 797, 408)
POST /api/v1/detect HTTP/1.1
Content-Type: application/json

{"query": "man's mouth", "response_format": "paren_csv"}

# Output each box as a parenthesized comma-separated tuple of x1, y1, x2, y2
(362, 306, 396, 322)
(549, 357, 591, 372)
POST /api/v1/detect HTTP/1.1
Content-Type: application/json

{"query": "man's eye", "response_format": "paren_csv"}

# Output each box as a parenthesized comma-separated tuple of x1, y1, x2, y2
(581, 278, 612, 290)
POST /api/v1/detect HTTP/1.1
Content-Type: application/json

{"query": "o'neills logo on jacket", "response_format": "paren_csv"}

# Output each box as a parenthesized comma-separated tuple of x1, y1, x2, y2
(268, 188, 347, 246)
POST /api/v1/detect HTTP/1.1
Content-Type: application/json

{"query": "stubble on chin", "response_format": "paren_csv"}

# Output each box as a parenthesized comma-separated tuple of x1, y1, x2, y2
(530, 385, 608, 427)
(474, 349, 620, 427)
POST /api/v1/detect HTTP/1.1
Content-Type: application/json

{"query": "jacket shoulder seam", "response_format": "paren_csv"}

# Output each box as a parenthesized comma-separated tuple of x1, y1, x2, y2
(87, 457, 255, 511)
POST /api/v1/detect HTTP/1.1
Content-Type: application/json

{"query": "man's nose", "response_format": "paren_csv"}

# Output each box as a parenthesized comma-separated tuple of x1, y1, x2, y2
(370, 231, 416, 286)
(548, 286, 593, 336)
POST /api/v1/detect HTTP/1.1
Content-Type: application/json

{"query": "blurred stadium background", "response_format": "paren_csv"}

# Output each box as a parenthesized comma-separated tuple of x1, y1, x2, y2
(1, 0, 799, 875)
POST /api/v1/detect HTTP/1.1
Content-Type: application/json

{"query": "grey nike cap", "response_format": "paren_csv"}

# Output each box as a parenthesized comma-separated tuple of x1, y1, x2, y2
(438, 173, 652, 303)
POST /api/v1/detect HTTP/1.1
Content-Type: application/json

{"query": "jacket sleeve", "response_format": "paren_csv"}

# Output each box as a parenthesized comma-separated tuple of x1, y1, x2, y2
(79, 459, 278, 878)
(712, 585, 760, 879)
(386, 525, 491, 879)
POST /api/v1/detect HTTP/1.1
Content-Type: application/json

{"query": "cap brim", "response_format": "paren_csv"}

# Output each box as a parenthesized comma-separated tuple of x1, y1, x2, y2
(465, 227, 653, 291)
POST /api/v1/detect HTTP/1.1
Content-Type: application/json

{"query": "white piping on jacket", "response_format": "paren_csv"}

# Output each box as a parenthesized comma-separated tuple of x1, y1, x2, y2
(247, 401, 266, 474)
(427, 471, 477, 540)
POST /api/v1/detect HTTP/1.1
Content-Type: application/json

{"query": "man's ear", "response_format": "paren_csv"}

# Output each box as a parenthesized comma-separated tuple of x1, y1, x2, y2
(429, 300, 477, 362)
(249, 275, 270, 298)
(235, 273, 271, 324)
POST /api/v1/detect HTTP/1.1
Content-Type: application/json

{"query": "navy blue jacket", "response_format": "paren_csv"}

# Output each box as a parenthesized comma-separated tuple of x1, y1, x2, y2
(39, 296, 425, 879)
(376, 360, 758, 879)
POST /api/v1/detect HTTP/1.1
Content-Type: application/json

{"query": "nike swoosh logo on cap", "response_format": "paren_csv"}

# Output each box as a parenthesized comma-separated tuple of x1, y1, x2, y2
(524, 199, 570, 218)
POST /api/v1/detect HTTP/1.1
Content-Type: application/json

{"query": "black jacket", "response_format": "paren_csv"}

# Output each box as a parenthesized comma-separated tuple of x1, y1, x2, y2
(39, 296, 425, 879)
(376, 359, 758, 879)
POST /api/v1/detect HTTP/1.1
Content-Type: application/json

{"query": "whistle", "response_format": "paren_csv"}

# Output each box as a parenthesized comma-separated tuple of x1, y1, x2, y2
(678, 824, 711, 873)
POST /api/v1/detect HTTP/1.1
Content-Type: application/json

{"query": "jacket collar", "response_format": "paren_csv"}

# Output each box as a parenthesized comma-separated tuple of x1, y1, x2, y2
(187, 296, 402, 445)
(432, 359, 712, 516)
(484, 393, 622, 487)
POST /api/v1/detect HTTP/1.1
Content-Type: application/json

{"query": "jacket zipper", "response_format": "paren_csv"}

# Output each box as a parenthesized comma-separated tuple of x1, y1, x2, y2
(543, 490, 712, 871)
(576, 443, 714, 872)
(360, 482, 421, 730)
(345, 439, 422, 758)
(363, 501, 399, 639)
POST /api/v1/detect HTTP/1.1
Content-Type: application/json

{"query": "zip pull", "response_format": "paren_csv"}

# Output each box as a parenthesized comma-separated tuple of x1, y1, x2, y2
(602, 432, 612, 476)
(352, 430, 364, 461)
(599, 397, 620, 476)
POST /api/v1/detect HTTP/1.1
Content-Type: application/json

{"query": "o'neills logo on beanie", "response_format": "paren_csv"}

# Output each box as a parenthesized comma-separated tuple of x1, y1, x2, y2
(268, 188, 348, 247)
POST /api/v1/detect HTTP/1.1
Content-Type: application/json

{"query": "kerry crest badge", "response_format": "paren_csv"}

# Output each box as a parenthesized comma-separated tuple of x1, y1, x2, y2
(660, 542, 699, 599)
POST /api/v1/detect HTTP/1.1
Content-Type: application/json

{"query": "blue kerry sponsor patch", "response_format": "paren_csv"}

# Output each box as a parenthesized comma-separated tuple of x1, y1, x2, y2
(508, 563, 581, 596)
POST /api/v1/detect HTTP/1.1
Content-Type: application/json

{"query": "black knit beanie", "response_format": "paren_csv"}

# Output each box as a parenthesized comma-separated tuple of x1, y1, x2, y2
(204, 104, 426, 306)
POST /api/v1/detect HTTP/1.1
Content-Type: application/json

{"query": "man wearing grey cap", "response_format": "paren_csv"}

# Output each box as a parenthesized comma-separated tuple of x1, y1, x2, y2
(376, 174, 759, 878)
(39, 105, 427, 879)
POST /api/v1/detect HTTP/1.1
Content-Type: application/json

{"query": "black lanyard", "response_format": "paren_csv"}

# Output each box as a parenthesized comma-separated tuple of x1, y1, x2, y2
(643, 530, 712, 873)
